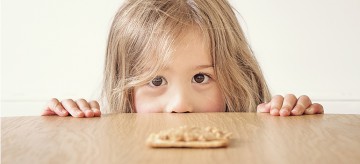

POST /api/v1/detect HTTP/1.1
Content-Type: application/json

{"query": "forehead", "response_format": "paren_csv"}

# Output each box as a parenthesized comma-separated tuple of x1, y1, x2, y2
(134, 27, 212, 77)
(175, 27, 209, 52)
(169, 28, 212, 64)
(165, 27, 211, 63)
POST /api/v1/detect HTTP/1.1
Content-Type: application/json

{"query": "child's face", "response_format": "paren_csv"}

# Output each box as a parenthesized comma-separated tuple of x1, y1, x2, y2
(133, 30, 226, 113)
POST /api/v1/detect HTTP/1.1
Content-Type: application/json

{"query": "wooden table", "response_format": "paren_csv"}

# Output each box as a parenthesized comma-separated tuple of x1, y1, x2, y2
(2, 113, 360, 164)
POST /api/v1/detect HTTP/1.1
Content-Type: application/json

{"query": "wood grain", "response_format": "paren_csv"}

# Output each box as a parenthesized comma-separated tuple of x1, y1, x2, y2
(2, 113, 360, 164)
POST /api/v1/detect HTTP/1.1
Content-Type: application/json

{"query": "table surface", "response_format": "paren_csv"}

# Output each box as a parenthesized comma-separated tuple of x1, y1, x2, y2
(2, 113, 360, 164)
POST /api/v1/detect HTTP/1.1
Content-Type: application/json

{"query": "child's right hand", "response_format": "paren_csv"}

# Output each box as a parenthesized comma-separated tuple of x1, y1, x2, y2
(41, 98, 101, 117)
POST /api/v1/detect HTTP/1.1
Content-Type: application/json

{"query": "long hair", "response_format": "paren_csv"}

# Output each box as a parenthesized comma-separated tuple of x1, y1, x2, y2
(102, 0, 271, 113)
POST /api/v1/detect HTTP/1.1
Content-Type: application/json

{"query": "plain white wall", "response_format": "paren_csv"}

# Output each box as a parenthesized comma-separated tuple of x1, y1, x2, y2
(2, 0, 360, 116)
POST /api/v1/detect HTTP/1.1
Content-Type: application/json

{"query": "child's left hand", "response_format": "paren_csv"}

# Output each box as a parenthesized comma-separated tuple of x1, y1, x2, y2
(257, 94, 324, 116)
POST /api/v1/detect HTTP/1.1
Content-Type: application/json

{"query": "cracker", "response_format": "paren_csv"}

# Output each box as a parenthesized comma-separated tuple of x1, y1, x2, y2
(146, 126, 232, 148)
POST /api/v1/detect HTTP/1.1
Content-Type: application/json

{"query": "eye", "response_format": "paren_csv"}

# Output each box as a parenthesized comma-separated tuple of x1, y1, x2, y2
(192, 73, 210, 84)
(149, 76, 167, 87)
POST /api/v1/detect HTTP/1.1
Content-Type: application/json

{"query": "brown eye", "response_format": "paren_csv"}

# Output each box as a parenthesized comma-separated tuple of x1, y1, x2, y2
(149, 76, 167, 87)
(192, 73, 210, 84)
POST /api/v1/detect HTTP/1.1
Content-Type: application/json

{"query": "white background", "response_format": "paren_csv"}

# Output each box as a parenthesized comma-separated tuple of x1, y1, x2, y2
(2, 0, 360, 116)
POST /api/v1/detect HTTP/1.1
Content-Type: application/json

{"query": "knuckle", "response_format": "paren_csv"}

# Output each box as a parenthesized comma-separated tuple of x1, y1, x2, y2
(62, 99, 74, 103)
(271, 95, 284, 105)
(50, 100, 61, 110)
(299, 95, 310, 101)
(299, 95, 311, 105)
(48, 98, 58, 107)
(313, 103, 323, 108)
(284, 94, 290, 98)
(313, 103, 324, 112)
(50, 98, 59, 103)
(281, 106, 291, 111)
(75, 99, 88, 107)
(89, 100, 98, 104)
(273, 95, 283, 99)
(295, 103, 305, 110)
(89, 100, 100, 107)
(76, 98, 86, 103)
(296, 101, 306, 109)
(285, 94, 296, 99)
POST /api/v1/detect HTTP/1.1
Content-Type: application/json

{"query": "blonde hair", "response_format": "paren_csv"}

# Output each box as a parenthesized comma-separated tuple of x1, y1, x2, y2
(102, 0, 271, 113)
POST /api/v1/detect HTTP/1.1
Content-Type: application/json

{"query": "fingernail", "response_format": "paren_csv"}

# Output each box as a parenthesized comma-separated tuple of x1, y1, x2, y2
(77, 111, 83, 115)
(94, 109, 100, 113)
(271, 108, 279, 115)
(291, 109, 298, 115)
(280, 108, 288, 114)
(306, 108, 312, 114)
(85, 110, 94, 116)
(58, 108, 66, 114)
(280, 109, 284, 114)
(86, 110, 93, 114)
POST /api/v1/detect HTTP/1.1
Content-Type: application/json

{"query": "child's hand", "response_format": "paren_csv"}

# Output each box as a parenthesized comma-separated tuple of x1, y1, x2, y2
(41, 98, 101, 117)
(257, 95, 324, 116)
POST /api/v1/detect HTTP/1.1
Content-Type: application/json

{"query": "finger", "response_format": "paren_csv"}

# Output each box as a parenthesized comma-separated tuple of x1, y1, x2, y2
(270, 95, 284, 116)
(61, 99, 85, 118)
(89, 100, 101, 117)
(42, 109, 56, 116)
(280, 94, 297, 116)
(75, 99, 94, 117)
(257, 102, 271, 113)
(42, 98, 68, 116)
(305, 103, 324, 115)
(291, 95, 312, 116)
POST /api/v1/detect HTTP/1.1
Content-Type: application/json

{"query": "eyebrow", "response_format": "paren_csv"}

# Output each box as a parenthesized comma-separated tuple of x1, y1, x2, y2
(161, 64, 214, 72)
(195, 64, 214, 69)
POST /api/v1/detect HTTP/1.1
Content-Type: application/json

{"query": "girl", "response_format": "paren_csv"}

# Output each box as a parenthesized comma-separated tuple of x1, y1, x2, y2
(42, 0, 324, 117)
